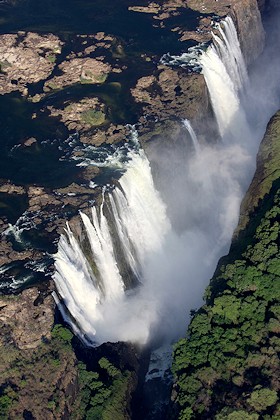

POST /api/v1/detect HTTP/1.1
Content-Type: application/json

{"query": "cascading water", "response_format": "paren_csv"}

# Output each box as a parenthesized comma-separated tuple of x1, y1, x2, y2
(160, 16, 250, 143)
(182, 119, 200, 153)
(199, 17, 250, 142)
(53, 131, 171, 345)
(53, 16, 257, 349)
(212, 16, 248, 91)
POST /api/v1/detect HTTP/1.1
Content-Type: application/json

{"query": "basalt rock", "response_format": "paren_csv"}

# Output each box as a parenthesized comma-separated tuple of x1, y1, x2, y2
(43, 57, 114, 92)
(132, 69, 213, 141)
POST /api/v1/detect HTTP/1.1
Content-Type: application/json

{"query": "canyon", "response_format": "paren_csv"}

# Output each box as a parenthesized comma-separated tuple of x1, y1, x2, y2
(0, 0, 279, 418)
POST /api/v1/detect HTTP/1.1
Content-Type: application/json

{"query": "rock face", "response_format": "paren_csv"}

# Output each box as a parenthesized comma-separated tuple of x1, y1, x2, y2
(131, 70, 210, 127)
(236, 110, 280, 235)
(185, 0, 265, 65)
(257, 0, 269, 12)
(231, 0, 265, 65)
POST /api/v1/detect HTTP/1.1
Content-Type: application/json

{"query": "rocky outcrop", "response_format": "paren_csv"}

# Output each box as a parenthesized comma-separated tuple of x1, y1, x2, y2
(132, 68, 213, 142)
(44, 97, 129, 145)
(44, 57, 115, 92)
(132, 70, 209, 122)
(129, 0, 264, 66)
(47, 97, 106, 132)
(0, 32, 63, 95)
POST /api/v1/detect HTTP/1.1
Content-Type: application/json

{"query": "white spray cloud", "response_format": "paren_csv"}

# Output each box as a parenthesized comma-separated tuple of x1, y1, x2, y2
(52, 10, 280, 347)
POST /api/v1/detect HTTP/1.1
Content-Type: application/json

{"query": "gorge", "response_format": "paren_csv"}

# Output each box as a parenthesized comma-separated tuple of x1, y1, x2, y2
(0, 0, 280, 418)
(53, 15, 255, 349)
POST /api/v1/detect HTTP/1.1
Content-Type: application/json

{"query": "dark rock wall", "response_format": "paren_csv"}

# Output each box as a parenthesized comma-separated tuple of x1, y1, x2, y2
(232, 0, 265, 65)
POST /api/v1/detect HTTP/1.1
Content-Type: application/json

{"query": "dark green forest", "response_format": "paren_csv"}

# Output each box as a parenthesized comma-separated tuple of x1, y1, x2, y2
(173, 181, 280, 418)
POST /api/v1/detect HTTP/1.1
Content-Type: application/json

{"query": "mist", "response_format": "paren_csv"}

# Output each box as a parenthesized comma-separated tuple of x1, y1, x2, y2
(53, 5, 280, 348)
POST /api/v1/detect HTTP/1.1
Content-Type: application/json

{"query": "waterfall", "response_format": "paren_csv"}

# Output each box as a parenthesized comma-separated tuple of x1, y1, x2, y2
(53, 16, 256, 347)
(182, 119, 200, 153)
(53, 135, 171, 345)
(160, 16, 250, 142)
(199, 17, 250, 141)
(212, 16, 248, 91)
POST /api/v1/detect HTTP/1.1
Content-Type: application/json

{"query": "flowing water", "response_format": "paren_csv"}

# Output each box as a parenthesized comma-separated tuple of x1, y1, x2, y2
(53, 129, 172, 345)
(53, 17, 256, 348)
(182, 119, 201, 153)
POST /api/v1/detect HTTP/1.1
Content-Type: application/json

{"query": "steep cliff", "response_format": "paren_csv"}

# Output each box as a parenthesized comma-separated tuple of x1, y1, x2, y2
(236, 111, 280, 235)
(0, 0, 270, 418)
(172, 110, 280, 419)
(187, 0, 265, 65)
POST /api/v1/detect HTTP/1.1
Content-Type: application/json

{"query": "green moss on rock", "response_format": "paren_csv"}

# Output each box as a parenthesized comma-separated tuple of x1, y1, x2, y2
(80, 109, 106, 126)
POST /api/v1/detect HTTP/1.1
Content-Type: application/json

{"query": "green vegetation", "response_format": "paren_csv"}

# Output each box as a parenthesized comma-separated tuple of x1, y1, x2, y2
(0, 320, 135, 419)
(172, 187, 280, 419)
(80, 109, 106, 126)
(46, 54, 56, 63)
(52, 323, 74, 343)
(80, 73, 108, 84)
(45, 82, 60, 91)
(0, 324, 76, 419)
(71, 356, 134, 420)
(0, 60, 12, 73)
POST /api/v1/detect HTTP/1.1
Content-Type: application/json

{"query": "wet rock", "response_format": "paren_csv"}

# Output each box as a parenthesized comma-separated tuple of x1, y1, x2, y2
(24, 137, 37, 147)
